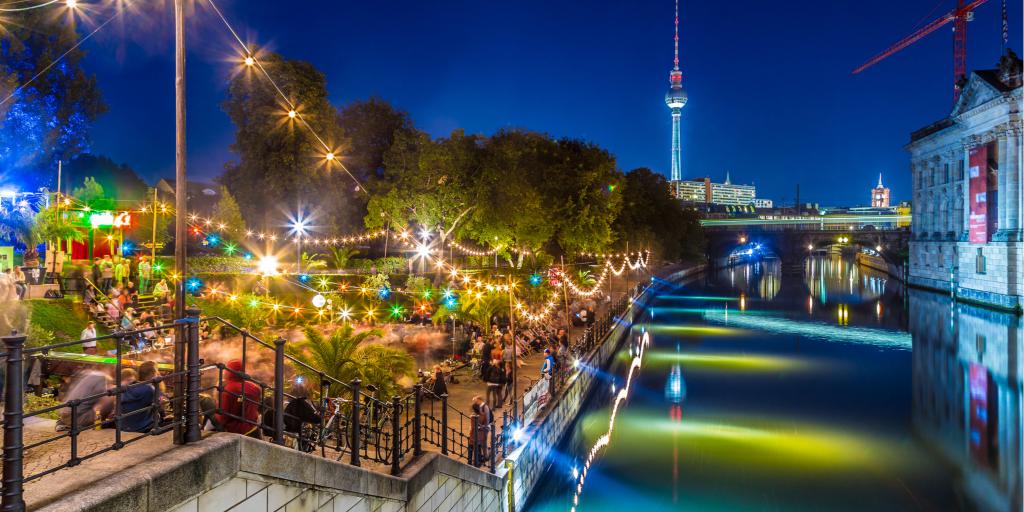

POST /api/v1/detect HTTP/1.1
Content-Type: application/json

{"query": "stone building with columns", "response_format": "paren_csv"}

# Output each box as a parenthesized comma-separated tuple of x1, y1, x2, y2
(907, 50, 1023, 311)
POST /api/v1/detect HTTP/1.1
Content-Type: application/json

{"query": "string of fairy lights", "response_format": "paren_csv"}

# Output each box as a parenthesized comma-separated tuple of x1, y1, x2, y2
(570, 330, 651, 511)
(14, 0, 651, 324)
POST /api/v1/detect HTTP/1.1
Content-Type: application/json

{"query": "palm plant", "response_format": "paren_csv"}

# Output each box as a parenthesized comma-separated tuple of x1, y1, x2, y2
(435, 291, 507, 328)
(576, 269, 597, 287)
(328, 246, 360, 270)
(300, 251, 328, 271)
(288, 325, 414, 398)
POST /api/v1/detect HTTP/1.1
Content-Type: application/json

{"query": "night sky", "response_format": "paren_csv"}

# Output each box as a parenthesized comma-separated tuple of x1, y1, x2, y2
(81, 0, 1020, 206)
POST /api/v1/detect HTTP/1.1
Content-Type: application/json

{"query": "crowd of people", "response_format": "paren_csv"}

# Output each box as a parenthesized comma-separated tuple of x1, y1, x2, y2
(57, 361, 165, 434)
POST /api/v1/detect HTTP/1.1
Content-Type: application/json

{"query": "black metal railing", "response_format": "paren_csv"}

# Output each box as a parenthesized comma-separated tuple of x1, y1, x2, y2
(1, 279, 651, 510)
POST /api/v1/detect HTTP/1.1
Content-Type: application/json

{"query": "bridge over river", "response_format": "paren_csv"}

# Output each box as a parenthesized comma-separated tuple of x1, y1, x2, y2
(702, 214, 912, 272)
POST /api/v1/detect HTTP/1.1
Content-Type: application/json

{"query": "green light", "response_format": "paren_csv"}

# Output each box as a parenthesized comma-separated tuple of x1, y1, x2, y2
(318, 277, 331, 290)
(389, 304, 404, 319)
(223, 242, 238, 255)
(152, 262, 164, 274)
(249, 299, 260, 308)
(645, 324, 745, 336)
(644, 351, 812, 372)
(422, 289, 432, 299)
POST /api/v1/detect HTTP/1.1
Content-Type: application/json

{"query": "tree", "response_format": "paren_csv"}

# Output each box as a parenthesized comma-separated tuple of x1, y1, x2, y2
(613, 168, 704, 261)
(288, 325, 414, 398)
(62, 154, 148, 200)
(337, 98, 416, 188)
(221, 52, 360, 233)
(71, 177, 115, 211)
(0, 10, 106, 191)
(327, 246, 359, 269)
(365, 129, 480, 248)
(211, 186, 246, 235)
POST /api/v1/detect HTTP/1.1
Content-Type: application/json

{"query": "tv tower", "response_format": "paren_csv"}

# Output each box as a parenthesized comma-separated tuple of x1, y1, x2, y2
(665, 0, 688, 182)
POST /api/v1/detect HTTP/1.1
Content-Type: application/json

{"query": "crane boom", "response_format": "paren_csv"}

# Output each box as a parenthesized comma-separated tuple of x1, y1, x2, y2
(852, 0, 989, 75)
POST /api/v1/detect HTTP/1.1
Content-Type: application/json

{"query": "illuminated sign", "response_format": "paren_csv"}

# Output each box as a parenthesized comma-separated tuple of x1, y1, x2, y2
(88, 211, 132, 229)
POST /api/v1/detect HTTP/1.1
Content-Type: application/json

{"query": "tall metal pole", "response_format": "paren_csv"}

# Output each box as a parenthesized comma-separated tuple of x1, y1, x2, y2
(173, 0, 187, 320)
(151, 187, 158, 262)
(560, 255, 571, 330)
(171, 0, 188, 445)
(507, 274, 518, 421)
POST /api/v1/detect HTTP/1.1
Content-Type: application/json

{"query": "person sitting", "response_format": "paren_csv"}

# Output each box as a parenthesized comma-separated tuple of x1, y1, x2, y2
(284, 381, 322, 452)
(430, 365, 448, 397)
(216, 359, 262, 437)
(117, 368, 155, 433)
(105, 300, 121, 321)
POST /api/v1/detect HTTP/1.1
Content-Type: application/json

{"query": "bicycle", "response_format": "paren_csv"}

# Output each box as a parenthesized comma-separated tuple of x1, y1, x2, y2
(301, 397, 350, 456)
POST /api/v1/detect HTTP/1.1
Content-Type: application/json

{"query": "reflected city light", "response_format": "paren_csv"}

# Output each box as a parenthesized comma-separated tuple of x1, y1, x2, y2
(702, 310, 911, 350)
(645, 324, 745, 336)
(645, 351, 814, 372)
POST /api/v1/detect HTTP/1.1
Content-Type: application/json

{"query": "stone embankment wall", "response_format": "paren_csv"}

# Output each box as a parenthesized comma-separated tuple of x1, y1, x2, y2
(856, 252, 906, 281)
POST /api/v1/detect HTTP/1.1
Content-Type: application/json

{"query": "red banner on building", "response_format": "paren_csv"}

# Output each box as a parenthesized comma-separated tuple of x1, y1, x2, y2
(968, 146, 989, 244)
(968, 363, 990, 465)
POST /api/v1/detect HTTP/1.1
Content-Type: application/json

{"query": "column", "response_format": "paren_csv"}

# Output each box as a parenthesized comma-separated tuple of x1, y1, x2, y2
(1003, 127, 1020, 237)
(996, 133, 1010, 239)
(962, 147, 972, 239)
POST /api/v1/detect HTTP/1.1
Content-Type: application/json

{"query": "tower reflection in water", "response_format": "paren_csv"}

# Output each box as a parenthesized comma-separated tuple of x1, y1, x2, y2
(665, 343, 685, 504)
(910, 289, 1022, 511)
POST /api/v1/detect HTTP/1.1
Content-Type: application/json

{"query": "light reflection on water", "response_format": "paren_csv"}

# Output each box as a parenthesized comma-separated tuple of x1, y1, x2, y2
(529, 255, 1023, 512)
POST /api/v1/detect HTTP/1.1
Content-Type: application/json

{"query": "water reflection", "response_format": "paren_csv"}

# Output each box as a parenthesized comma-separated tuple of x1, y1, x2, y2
(910, 289, 1023, 511)
(531, 257, 1023, 512)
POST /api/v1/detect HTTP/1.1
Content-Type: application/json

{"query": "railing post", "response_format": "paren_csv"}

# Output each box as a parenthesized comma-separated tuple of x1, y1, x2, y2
(440, 393, 448, 456)
(273, 337, 286, 445)
(470, 413, 479, 466)
(319, 374, 329, 458)
(489, 413, 496, 472)
(412, 384, 422, 456)
(184, 306, 201, 443)
(350, 378, 361, 467)
(502, 411, 509, 458)
(2, 331, 27, 512)
(172, 315, 186, 445)
(390, 395, 401, 475)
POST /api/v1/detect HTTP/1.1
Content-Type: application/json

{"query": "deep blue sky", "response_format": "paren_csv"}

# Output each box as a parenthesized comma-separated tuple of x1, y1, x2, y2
(82, 0, 1020, 206)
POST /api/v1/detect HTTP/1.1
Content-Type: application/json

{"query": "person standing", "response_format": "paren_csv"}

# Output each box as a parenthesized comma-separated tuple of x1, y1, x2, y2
(137, 257, 152, 295)
(501, 335, 517, 403)
(113, 257, 127, 287)
(480, 336, 494, 380)
(484, 354, 504, 410)
(100, 255, 114, 292)
(80, 321, 98, 355)
(216, 359, 262, 437)
(471, 396, 492, 467)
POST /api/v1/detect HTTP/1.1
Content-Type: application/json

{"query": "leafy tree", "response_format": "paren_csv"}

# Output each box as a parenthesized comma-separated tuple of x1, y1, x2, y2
(31, 208, 83, 246)
(62, 154, 148, 200)
(613, 167, 704, 261)
(365, 129, 480, 249)
(300, 251, 327, 270)
(211, 186, 246, 235)
(221, 52, 359, 233)
(337, 97, 416, 188)
(0, 10, 106, 191)
(71, 177, 115, 211)
(288, 325, 414, 398)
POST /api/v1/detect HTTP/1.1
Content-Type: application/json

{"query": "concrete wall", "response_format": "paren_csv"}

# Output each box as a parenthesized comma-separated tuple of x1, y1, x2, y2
(36, 434, 503, 512)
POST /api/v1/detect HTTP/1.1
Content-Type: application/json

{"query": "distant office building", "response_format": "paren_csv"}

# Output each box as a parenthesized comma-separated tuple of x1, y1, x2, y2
(907, 50, 1022, 311)
(670, 172, 756, 206)
(871, 174, 891, 208)
(753, 198, 773, 208)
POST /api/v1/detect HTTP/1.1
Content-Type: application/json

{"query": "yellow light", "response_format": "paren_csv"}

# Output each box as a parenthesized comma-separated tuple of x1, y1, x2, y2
(244, 56, 255, 67)
(65, 0, 77, 8)
(228, 295, 238, 301)
(288, 110, 297, 119)
(325, 152, 335, 162)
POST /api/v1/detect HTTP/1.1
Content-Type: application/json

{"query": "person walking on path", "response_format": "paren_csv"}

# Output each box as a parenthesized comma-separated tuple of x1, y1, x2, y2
(80, 321, 98, 355)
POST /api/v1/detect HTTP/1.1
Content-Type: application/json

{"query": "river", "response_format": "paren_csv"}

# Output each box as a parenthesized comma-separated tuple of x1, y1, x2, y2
(529, 254, 1022, 511)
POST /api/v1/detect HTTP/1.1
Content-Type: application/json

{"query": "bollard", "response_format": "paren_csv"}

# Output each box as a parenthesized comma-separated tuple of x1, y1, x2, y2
(440, 393, 449, 455)
(350, 378, 361, 467)
(273, 337, 286, 445)
(240, 331, 248, 374)
(502, 411, 509, 458)
(2, 331, 27, 512)
(412, 384, 422, 456)
(390, 396, 401, 475)
(184, 307, 202, 443)
(470, 413, 479, 466)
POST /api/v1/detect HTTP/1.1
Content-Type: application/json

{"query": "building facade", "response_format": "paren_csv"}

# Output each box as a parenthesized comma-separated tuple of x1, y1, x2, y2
(669, 175, 757, 206)
(872, 174, 891, 208)
(753, 198, 774, 208)
(907, 50, 1023, 311)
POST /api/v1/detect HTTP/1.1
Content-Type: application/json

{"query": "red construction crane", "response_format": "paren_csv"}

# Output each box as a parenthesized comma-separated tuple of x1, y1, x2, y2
(853, 0, 990, 103)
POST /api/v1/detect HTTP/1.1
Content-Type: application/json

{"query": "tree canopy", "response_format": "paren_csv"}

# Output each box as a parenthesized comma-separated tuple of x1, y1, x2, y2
(613, 167, 704, 261)
(0, 10, 106, 191)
